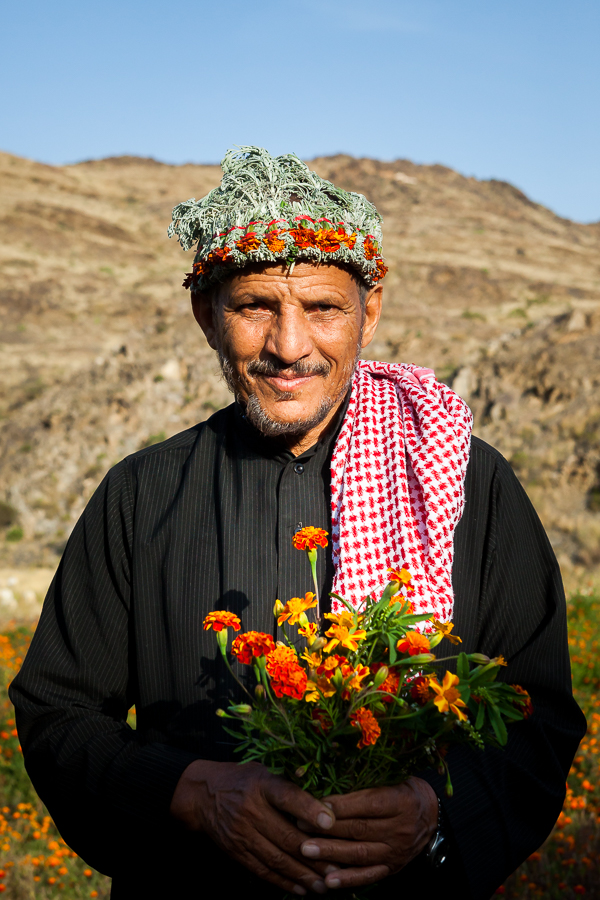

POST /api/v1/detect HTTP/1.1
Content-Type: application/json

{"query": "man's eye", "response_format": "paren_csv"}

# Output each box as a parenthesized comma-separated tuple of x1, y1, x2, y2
(241, 302, 269, 311)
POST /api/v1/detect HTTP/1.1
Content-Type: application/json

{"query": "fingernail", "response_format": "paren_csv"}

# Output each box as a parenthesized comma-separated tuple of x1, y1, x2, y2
(293, 886, 306, 896)
(317, 812, 333, 829)
(311, 880, 327, 895)
(324, 865, 339, 875)
(301, 841, 320, 858)
(326, 877, 341, 889)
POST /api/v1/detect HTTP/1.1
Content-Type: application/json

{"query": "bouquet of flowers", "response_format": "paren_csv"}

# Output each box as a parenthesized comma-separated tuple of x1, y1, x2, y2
(204, 527, 532, 798)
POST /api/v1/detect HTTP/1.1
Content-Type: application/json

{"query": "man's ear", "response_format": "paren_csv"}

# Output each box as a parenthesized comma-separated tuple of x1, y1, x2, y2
(360, 284, 383, 350)
(191, 291, 218, 350)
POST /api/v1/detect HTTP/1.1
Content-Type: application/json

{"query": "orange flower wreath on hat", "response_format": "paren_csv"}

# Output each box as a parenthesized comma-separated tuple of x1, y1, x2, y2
(168, 146, 388, 292)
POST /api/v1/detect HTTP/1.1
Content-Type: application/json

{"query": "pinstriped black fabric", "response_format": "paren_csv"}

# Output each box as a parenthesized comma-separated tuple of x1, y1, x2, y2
(9, 409, 585, 900)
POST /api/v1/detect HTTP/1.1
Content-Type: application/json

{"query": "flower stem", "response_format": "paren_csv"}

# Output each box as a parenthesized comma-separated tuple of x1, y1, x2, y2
(307, 547, 320, 616)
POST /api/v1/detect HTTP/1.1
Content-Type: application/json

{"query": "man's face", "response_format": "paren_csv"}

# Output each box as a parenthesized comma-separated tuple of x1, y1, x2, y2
(192, 263, 382, 448)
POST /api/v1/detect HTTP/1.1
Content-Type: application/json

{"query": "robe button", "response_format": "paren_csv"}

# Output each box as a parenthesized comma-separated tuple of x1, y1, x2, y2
(294, 463, 305, 474)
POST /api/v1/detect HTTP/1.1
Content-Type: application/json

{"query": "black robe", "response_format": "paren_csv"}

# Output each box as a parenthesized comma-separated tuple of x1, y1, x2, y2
(9, 403, 586, 899)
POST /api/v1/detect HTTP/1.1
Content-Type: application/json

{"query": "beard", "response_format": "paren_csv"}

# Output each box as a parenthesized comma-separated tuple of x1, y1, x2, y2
(216, 336, 362, 439)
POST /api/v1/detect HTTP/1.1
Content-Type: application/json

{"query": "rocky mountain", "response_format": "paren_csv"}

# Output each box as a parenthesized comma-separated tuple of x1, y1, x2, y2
(1, 149, 599, 586)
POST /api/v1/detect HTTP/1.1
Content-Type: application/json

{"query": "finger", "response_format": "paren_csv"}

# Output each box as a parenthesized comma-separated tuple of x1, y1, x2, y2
(325, 864, 390, 890)
(265, 779, 335, 832)
(244, 831, 330, 896)
(259, 811, 338, 877)
(301, 837, 390, 866)
(324, 787, 403, 820)
(237, 847, 308, 896)
(298, 814, 397, 840)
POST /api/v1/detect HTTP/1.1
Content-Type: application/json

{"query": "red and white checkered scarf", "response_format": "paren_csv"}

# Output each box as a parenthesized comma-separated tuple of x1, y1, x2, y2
(330, 361, 473, 621)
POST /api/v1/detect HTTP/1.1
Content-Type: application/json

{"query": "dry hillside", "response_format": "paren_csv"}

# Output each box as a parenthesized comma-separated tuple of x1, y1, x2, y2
(1, 150, 599, 589)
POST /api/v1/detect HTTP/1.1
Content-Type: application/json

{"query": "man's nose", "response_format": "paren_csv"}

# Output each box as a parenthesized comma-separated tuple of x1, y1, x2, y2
(263, 308, 314, 364)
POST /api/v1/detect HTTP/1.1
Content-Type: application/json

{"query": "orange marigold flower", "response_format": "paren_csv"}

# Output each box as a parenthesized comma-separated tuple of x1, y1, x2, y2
(207, 246, 232, 264)
(202, 611, 242, 633)
(429, 671, 468, 722)
(388, 566, 412, 587)
(363, 236, 379, 261)
(293, 526, 328, 551)
(316, 654, 346, 677)
(314, 227, 343, 252)
(324, 623, 367, 653)
(311, 709, 332, 731)
(373, 664, 400, 701)
(231, 631, 276, 665)
(270, 663, 308, 700)
(430, 619, 462, 645)
(263, 230, 286, 253)
(266, 644, 297, 669)
(289, 225, 315, 248)
(340, 229, 357, 250)
(351, 707, 381, 749)
(236, 232, 262, 254)
(390, 597, 416, 613)
(278, 592, 318, 626)
(511, 684, 533, 718)
(343, 664, 371, 694)
(493, 655, 508, 667)
(410, 674, 431, 704)
(397, 632, 431, 656)
(373, 259, 388, 281)
(193, 259, 210, 275)
(83, 870, 92, 877)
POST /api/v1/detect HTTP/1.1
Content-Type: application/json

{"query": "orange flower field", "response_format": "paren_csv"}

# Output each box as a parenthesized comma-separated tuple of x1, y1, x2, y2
(0, 590, 596, 898)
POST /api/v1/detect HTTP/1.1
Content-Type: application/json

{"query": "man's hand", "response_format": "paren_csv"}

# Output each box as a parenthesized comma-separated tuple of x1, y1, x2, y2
(297, 777, 438, 891)
(170, 760, 337, 896)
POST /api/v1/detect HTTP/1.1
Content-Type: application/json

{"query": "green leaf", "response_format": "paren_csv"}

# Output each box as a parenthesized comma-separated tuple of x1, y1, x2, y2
(488, 705, 508, 745)
(457, 652, 469, 680)
(387, 634, 397, 665)
(475, 701, 486, 730)
(396, 613, 433, 627)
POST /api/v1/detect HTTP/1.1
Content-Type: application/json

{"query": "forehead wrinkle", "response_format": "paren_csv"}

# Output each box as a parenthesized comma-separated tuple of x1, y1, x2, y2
(225, 276, 359, 308)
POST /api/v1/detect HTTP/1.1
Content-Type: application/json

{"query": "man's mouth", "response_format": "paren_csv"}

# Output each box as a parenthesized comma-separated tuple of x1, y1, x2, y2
(246, 360, 331, 397)
(262, 373, 316, 393)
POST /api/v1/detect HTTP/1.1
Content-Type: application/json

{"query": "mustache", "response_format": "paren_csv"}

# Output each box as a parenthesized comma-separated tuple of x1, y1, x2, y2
(246, 358, 331, 378)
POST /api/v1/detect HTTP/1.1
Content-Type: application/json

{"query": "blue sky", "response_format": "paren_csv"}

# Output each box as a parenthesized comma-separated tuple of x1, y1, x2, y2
(1, 0, 598, 221)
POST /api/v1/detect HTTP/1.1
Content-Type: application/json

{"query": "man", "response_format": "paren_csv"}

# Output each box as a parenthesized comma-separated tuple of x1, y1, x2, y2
(10, 148, 585, 899)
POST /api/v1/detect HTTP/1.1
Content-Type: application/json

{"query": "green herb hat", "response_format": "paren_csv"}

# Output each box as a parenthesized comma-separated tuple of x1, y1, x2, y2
(168, 146, 388, 292)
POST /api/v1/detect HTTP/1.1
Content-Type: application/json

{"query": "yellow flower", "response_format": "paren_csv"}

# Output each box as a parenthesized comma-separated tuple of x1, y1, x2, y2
(323, 624, 367, 653)
(430, 619, 462, 645)
(277, 592, 318, 626)
(493, 655, 508, 667)
(298, 622, 319, 645)
(429, 671, 468, 722)
(324, 610, 363, 628)
(304, 676, 336, 702)
(301, 650, 322, 669)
